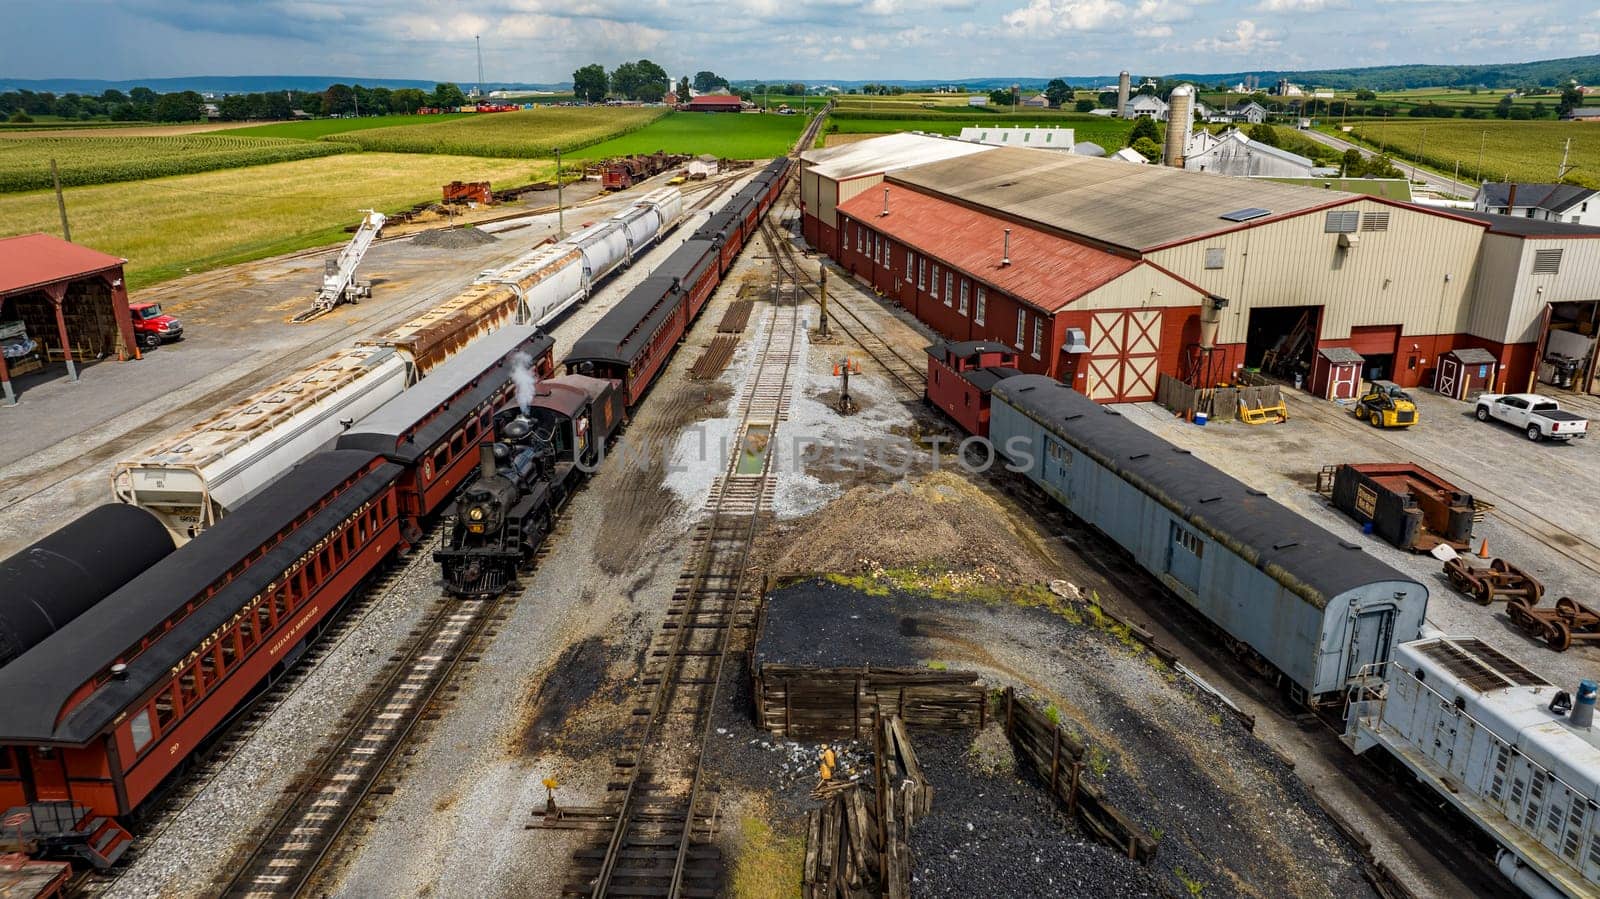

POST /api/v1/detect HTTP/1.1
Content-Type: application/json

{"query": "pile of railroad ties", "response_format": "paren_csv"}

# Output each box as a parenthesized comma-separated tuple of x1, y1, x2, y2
(0, 159, 789, 874)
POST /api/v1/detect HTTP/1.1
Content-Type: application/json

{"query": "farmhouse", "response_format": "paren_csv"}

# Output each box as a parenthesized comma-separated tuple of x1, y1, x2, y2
(800, 133, 1600, 402)
(1474, 182, 1598, 224)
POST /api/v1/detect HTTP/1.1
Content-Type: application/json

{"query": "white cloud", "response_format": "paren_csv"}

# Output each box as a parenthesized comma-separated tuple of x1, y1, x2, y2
(1003, 0, 1127, 33)
(1254, 0, 1345, 10)
(1192, 18, 1279, 53)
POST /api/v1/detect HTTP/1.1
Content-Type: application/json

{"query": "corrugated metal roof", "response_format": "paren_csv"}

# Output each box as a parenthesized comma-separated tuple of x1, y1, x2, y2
(687, 95, 742, 106)
(1448, 209, 1600, 238)
(0, 233, 125, 297)
(837, 183, 1138, 313)
(888, 146, 1358, 252)
(802, 131, 995, 181)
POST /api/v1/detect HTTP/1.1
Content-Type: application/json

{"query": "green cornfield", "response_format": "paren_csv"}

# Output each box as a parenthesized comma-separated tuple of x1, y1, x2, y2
(0, 135, 354, 192)
(1344, 119, 1600, 188)
(323, 107, 668, 158)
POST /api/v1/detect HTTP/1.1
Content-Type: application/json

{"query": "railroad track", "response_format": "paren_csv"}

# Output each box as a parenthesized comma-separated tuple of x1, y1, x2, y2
(556, 301, 801, 899)
(211, 519, 574, 898)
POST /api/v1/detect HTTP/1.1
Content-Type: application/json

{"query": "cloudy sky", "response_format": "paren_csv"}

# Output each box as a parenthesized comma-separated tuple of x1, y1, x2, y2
(4, 0, 1597, 84)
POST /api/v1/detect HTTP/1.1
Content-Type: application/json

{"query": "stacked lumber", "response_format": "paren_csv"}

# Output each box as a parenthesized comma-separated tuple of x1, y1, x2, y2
(1001, 687, 1157, 863)
(803, 784, 882, 899)
(754, 665, 986, 740)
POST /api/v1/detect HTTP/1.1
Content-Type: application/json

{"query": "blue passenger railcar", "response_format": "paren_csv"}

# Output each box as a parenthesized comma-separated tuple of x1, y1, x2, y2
(989, 375, 1429, 705)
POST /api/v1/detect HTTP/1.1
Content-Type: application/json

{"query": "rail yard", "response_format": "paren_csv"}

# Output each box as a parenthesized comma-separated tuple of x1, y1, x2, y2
(3, 99, 1600, 899)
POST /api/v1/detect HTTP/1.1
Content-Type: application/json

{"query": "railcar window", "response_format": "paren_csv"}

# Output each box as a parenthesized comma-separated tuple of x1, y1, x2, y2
(154, 689, 176, 729)
(1173, 524, 1204, 557)
(1046, 439, 1068, 462)
(130, 710, 153, 753)
(219, 633, 237, 671)
(0, 748, 16, 774)
(239, 611, 256, 650)
(179, 667, 197, 706)
(200, 648, 218, 687)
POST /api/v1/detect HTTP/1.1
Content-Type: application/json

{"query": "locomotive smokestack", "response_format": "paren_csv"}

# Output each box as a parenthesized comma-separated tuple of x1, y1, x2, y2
(480, 443, 498, 481)
(510, 350, 537, 415)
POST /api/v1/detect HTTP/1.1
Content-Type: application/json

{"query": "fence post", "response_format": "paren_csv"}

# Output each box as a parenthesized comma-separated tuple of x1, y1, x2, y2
(784, 678, 791, 738)
(1050, 727, 1061, 795)
(1067, 761, 1081, 816)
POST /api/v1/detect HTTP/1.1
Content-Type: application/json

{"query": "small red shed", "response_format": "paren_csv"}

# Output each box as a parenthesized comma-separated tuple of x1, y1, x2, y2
(0, 233, 139, 405)
(1310, 346, 1364, 401)
(1435, 347, 1499, 401)
(925, 340, 1023, 437)
(684, 95, 744, 113)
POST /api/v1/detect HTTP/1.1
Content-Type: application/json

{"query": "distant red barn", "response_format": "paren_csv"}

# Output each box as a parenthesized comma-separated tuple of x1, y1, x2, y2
(685, 95, 744, 113)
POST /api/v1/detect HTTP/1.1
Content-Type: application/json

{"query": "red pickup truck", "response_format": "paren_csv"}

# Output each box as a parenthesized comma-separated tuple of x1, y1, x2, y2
(130, 302, 183, 349)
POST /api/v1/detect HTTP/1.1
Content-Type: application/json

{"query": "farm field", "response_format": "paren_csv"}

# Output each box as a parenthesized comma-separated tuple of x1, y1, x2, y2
(0, 153, 552, 288)
(828, 113, 1134, 149)
(323, 106, 665, 157)
(574, 112, 809, 160)
(0, 122, 249, 138)
(0, 134, 353, 192)
(1340, 118, 1600, 188)
(219, 113, 472, 139)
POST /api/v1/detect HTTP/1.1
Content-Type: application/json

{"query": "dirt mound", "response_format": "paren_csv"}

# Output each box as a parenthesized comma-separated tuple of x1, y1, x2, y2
(411, 225, 497, 248)
(770, 471, 1058, 585)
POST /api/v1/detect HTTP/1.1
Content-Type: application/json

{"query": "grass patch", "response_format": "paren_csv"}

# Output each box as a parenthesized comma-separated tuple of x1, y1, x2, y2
(323, 107, 665, 158)
(730, 816, 803, 899)
(1341, 118, 1600, 188)
(573, 112, 809, 160)
(1175, 867, 1207, 897)
(921, 659, 949, 671)
(0, 134, 354, 192)
(217, 114, 474, 139)
(0, 152, 553, 289)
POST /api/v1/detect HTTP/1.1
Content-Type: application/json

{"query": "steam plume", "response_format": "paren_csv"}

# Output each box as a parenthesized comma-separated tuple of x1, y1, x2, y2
(511, 351, 537, 415)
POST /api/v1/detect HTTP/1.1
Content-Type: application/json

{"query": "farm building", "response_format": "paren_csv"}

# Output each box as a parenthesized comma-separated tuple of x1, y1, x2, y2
(1472, 183, 1597, 224)
(684, 95, 744, 113)
(1185, 129, 1321, 178)
(957, 126, 1074, 151)
(1123, 94, 1168, 120)
(0, 234, 140, 405)
(804, 134, 1600, 402)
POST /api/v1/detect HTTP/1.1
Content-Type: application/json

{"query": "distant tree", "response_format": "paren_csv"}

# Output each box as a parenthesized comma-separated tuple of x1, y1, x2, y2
(785, 83, 806, 96)
(1494, 94, 1514, 118)
(1559, 85, 1583, 117)
(300, 93, 324, 116)
(677, 76, 691, 104)
(1508, 105, 1533, 120)
(1075, 98, 1096, 113)
(391, 88, 427, 114)
(1131, 136, 1161, 161)
(7, 111, 32, 123)
(218, 93, 252, 121)
(635, 60, 669, 102)
(324, 83, 356, 115)
(1127, 115, 1161, 145)
(110, 103, 140, 121)
(1248, 122, 1281, 146)
(1354, 89, 1377, 101)
(1097, 91, 1117, 108)
(100, 89, 128, 105)
(153, 90, 204, 122)
(573, 64, 608, 103)
(1460, 106, 1482, 119)
(1363, 155, 1403, 178)
(693, 71, 726, 93)
(1340, 148, 1363, 177)
(432, 83, 468, 109)
(1137, 82, 1157, 96)
(1532, 101, 1548, 119)
(369, 86, 394, 115)
(1468, 85, 1480, 95)
(52, 95, 80, 118)
(129, 87, 157, 107)
(987, 88, 1010, 105)
(1044, 78, 1072, 108)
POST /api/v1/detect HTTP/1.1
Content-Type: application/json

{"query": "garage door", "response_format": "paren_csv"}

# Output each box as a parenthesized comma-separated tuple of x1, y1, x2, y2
(1348, 325, 1400, 356)
(1084, 310, 1162, 402)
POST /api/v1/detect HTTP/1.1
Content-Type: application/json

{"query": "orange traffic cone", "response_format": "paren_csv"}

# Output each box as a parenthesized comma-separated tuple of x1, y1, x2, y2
(1477, 538, 1490, 559)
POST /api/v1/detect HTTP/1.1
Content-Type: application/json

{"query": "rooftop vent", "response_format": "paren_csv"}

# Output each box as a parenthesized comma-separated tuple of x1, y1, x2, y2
(1220, 207, 1270, 223)
(1002, 228, 1012, 267)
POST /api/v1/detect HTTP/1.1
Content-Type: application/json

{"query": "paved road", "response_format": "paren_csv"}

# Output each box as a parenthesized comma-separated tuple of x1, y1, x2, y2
(1300, 127, 1474, 198)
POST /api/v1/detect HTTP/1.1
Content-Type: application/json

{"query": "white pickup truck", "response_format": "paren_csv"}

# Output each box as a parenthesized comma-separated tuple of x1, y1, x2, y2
(1474, 393, 1590, 442)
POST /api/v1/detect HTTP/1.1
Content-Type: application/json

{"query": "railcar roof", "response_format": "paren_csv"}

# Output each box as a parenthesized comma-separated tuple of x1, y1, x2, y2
(0, 450, 397, 744)
(652, 239, 717, 285)
(566, 275, 687, 367)
(992, 375, 1422, 608)
(338, 327, 550, 462)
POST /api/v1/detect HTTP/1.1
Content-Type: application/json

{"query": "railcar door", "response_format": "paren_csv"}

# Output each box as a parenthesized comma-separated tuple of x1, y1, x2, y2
(1344, 605, 1397, 684)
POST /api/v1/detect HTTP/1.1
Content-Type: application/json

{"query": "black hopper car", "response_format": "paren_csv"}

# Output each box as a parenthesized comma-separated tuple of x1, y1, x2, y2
(435, 374, 624, 596)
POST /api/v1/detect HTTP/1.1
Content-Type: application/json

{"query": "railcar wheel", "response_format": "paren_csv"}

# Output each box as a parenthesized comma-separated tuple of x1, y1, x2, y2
(1549, 620, 1573, 652)
(1557, 597, 1581, 618)
(1477, 583, 1495, 606)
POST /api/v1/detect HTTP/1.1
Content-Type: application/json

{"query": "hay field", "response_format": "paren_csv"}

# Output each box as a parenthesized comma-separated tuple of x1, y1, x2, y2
(0, 153, 553, 288)
(325, 107, 666, 157)
(829, 113, 1134, 149)
(219, 114, 472, 139)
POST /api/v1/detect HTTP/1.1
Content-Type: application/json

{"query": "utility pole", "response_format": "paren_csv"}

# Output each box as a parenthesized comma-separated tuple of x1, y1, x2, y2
(554, 146, 564, 236)
(818, 266, 830, 337)
(1559, 137, 1574, 181)
(476, 35, 485, 100)
(1413, 126, 1425, 181)
(50, 158, 70, 242)
(1477, 130, 1487, 185)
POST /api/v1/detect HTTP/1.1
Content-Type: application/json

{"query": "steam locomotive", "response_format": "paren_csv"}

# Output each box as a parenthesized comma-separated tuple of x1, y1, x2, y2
(435, 373, 624, 596)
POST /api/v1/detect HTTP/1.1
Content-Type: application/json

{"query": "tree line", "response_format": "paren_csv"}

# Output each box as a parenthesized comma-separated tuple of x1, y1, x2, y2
(1, 82, 473, 124)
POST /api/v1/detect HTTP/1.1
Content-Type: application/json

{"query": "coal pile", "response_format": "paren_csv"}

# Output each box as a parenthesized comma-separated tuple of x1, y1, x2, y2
(910, 729, 1159, 898)
(411, 226, 497, 248)
(754, 577, 926, 669)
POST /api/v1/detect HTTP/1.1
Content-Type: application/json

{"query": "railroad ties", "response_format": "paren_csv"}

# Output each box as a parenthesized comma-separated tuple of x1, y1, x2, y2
(558, 304, 800, 898)
(222, 594, 497, 898)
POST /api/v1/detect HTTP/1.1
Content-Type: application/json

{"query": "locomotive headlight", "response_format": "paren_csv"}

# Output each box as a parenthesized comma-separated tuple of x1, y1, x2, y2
(468, 506, 486, 522)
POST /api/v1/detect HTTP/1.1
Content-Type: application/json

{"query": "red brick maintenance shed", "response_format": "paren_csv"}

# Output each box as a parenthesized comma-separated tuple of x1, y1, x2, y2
(0, 233, 139, 405)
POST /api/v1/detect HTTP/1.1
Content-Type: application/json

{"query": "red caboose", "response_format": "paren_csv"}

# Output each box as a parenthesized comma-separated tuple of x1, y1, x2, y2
(926, 340, 1023, 437)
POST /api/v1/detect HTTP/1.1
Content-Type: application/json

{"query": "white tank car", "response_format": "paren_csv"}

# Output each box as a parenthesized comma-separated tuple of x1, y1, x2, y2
(111, 346, 407, 542)
(640, 186, 684, 231)
(610, 200, 666, 262)
(477, 243, 587, 327)
(1347, 636, 1600, 898)
(563, 219, 629, 285)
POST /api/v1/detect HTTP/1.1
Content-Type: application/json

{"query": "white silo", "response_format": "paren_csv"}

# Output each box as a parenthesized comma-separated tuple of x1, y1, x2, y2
(1164, 84, 1195, 168)
(1117, 71, 1131, 117)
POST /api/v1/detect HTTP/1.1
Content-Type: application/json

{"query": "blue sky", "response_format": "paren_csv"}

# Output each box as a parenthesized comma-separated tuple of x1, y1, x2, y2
(3, 0, 1597, 83)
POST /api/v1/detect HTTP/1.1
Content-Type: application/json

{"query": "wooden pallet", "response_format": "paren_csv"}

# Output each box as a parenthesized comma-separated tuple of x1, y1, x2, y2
(718, 301, 755, 334)
(689, 336, 739, 380)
